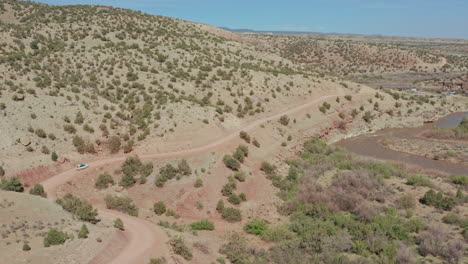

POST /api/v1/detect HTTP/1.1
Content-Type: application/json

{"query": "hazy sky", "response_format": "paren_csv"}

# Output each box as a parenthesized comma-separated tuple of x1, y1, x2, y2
(31, 0, 468, 39)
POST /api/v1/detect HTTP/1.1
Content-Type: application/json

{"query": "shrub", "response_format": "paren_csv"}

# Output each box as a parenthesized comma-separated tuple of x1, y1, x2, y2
(194, 178, 203, 188)
(0, 177, 24, 192)
(22, 243, 31, 251)
(177, 159, 192, 175)
(420, 190, 456, 211)
(239, 131, 251, 143)
(345, 95, 352, 101)
(104, 195, 139, 216)
(119, 174, 136, 187)
(78, 224, 89, 239)
(0, 166, 4, 176)
(170, 237, 193, 260)
(223, 155, 240, 171)
(450, 175, 468, 186)
(114, 218, 125, 230)
(72, 136, 86, 153)
(234, 171, 246, 182)
(406, 175, 433, 187)
(95, 173, 114, 189)
(216, 200, 225, 212)
(244, 219, 268, 235)
(397, 193, 415, 210)
(221, 180, 237, 196)
(35, 128, 46, 138)
(278, 115, 290, 126)
(153, 201, 167, 215)
(56, 194, 99, 223)
(51, 152, 58, 161)
(253, 139, 260, 148)
(29, 184, 47, 198)
(43, 229, 68, 247)
(190, 219, 215, 231)
(228, 193, 241, 205)
(221, 207, 242, 222)
(362, 111, 373, 123)
(239, 193, 247, 201)
(108, 136, 121, 153)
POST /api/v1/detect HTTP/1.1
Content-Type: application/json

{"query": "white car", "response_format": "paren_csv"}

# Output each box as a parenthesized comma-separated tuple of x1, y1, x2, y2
(76, 164, 89, 170)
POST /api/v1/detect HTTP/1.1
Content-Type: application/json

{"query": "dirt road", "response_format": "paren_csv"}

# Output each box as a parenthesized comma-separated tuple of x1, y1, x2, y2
(39, 92, 351, 264)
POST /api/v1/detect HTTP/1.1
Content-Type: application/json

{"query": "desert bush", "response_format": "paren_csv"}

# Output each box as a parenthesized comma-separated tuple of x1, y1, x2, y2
(35, 128, 46, 138)
(253, 139, 260, 148)
(449, 175, 467, 186)
(22, 243, 31, 251)
(153, 201, 166, 215)
(51, 151, 58, 161)
(0, 166, 4, 176)
(78, 224, 89, 239)
(0, 177, 24, 192)
(362, 111, 373, 123)
(223, 155, 240, 171)
(221, 179, 237, 196)
(345, 95, 352, 101)
(194, 178, 203, 188)
(406, 175, 433, 187)
(63, 124, 77, 134)
(260, 225, 294, 242)
(29, 184, 47, 198)
(239, 131, 251, 143)
(108, 136, 121, 153)
(234, 171, 246, 182)
(190, 219, 215, 231)
(228, 193, 241, 205)
(104, 195, 138, 216)
(244, 219, 268, 235)
(397, 193, 415, 211)
(216, 200, 225, 212)
(278, 115, 290, 126)
(95, 173, 114, 189)
(170, 237, 193, 260)
(221, 207, 242, 222)
(420, 190, 456, 211)
(177, 159, 192, 175)
(56, 193, 99, 223)
(114, 218, 125, 230)
(43, 229, 68, 247)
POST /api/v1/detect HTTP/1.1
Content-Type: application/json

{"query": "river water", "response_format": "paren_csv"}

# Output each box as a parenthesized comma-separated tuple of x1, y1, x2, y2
(336, 112, 468, 176)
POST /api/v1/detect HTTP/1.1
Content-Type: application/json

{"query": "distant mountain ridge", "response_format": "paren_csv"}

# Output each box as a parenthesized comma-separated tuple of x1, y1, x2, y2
(219, 27, 382, 37)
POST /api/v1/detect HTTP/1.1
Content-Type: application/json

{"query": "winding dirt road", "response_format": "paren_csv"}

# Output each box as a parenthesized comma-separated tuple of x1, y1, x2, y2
(39, 93, 351, 264)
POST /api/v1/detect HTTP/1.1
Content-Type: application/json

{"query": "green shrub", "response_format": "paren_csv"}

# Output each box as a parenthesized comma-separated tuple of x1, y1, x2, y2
(153, 201, 166, 215)
(216, 200, 225, 212)
(190, 219, 215, 231)
(239, 131, 251, 143)
(0, 177, 24, 192)
(221, 207, 242, 222)
(260, 225, 294, 242)
(104, 195, 138, 216)
(450, 175, 468, 186)
(278, 115, 290, 126)
(51, 152, 58, 161)
(239, 193, 247, 201)
(420, 190, 456, 211)
(178, 159, 192, 175)
(228, 193, 241, 205)
(0, 166, 4, 176)
(114, 218, 125, 230)
(95, 173, 114, 189)
(223, 155, 240, 171)
(345, 95, 352, 101)
(22, 243, 31, 251)
(56, 194, 99, 223)
(169, 237, 193, 260)
(108, 136, 121, 153)
(194, 178, 203, 188)
(234, 171, 246, 182)
(29, 184, 47, 198)
(78, 224, 89, 239)
(244, 219, 268, 235)
(406, 175, 433, 187)
(43, 229, 68, 247)
(253, 139, 260, 148)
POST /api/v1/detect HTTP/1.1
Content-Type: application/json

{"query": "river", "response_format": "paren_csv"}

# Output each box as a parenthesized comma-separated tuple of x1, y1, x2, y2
(336, 112, 468, 176)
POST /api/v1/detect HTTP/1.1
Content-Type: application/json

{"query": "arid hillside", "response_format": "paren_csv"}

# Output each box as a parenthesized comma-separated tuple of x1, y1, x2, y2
(0, 1, 467, 264)
(0, 0, 355, 173)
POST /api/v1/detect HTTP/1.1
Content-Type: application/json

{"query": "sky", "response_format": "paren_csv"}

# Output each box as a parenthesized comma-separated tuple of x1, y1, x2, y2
(31, 0, 468, 39)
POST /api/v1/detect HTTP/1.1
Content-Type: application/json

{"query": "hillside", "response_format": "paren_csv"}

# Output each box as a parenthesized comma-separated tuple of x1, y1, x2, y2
(0, 0, 357, 174)
(0, 1, 467, 264)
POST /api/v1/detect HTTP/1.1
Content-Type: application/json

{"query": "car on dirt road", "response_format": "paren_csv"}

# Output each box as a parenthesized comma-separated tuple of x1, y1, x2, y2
(76, 164, 89, 170)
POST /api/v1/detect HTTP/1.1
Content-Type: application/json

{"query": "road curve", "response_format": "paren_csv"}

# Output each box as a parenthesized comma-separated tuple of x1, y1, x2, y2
(39, 92, 352, 264)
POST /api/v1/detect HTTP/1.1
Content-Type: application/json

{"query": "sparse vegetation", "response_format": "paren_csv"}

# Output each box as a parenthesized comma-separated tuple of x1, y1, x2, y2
(104, 195, 138, 216)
